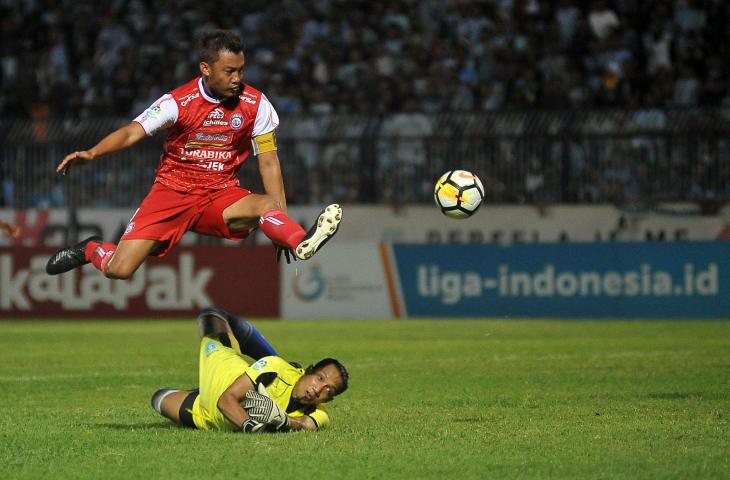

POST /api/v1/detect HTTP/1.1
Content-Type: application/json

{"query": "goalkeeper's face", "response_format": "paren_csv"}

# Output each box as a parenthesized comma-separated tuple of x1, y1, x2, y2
(292, 364, 344, 406)
(200, 49, 245, 100)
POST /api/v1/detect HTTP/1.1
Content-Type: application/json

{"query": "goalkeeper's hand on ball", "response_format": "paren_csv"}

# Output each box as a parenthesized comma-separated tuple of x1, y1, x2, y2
(244, 383, 290, 432)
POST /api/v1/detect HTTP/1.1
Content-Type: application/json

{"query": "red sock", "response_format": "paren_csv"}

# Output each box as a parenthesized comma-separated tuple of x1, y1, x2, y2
(259, 210, 306, 249)
(85, 241, 116, 273)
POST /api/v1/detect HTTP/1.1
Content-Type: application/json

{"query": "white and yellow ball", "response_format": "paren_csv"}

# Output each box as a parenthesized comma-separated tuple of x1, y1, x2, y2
(434, 170, 484, 219)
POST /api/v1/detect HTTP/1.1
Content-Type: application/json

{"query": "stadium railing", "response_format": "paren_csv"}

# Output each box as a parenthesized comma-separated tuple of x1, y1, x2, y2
(1, 109, 729, 209)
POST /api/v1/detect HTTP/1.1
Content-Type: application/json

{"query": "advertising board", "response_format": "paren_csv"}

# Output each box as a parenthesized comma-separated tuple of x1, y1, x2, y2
(280, 242, 393, 318)
(0, 246, 279, 318)
(390, 242, 729, 318)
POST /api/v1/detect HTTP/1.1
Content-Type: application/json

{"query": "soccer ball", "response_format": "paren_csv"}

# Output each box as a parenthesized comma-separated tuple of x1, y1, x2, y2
(434, 170, 484, 219)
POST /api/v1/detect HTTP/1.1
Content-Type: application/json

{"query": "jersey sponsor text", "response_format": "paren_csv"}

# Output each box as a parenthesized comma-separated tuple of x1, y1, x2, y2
(179, 148, 233, 160)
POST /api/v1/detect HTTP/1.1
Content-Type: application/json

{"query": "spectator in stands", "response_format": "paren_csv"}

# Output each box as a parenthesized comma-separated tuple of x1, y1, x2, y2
(1, 0, 728, 117)
(1, 0, 728, 208)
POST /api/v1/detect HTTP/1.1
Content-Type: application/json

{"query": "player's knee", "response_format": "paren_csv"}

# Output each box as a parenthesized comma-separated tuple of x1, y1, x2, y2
(151, 388, 178, 418)
(151, 389, 168, 415)
(104, 266, 133, 280)
(104, 259, 137, 280)
(151, 389, 186, 423)
(197, 315, 228, 338)
(260, 195, 281, 214)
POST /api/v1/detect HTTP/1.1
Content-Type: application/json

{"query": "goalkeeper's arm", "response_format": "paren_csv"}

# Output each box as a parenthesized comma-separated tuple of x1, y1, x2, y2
(243, 384, 290, 432)
(287, 415, 318, 432)
(217, 374, 265, 432)
(218, 377, 317, 433)
(244, 384, 319, 432)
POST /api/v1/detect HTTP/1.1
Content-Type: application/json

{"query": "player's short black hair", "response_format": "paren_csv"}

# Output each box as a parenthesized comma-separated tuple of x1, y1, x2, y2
(198, 29, 244, 64)
(306, 358, 349, 396)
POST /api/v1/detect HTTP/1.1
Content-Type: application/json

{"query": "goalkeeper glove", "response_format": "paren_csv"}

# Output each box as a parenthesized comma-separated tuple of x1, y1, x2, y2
(244, 384, 290, 432)
(241, 418, 266, 433)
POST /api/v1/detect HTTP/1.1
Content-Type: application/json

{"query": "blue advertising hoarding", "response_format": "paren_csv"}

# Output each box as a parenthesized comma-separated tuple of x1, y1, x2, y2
(391, 242, 730, 318)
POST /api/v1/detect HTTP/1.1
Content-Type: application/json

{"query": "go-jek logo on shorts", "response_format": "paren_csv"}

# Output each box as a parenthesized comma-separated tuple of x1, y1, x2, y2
(292, 265, 326, 302)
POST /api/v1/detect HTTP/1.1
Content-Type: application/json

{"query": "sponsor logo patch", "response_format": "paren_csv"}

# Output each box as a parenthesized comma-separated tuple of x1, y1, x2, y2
(208, 108, 225, 119)
(146, 105, 162, 120)
(179, 92, 200, 107)
(203, 119, 228, 126)
(251, 359, 267, 372)
(185, 130, 231, 149)
(203, 107, 229, 126)
(205, 341, 219, 356)
(178, 148, 233, 160)
(194, 132, 229, 142)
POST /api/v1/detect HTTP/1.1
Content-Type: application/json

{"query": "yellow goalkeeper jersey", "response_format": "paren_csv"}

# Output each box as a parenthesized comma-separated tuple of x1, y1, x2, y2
(190, 338, 329, 431)
(245, 356, 330, 429)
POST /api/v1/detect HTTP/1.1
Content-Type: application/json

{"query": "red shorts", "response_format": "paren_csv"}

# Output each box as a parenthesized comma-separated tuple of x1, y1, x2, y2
(121, 182, 252, 256)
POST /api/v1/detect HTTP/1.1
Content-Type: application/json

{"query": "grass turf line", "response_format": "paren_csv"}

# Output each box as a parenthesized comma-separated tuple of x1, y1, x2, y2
(0, 319, 728, 479)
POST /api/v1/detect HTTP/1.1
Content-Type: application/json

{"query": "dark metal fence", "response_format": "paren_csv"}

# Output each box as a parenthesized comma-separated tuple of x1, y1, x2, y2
(2, 109, 729, 208)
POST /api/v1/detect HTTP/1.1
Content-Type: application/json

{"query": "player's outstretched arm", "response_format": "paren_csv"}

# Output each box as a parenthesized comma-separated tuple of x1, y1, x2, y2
(56, 122, 147, 174)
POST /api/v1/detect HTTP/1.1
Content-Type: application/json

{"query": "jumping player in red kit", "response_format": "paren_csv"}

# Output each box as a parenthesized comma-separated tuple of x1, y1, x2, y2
(46, 30, 341, 279)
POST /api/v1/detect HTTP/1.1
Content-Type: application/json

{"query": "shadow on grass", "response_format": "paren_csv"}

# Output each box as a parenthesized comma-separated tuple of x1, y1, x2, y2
(646, 392, 703, 400)
(93, 422, 180, 431)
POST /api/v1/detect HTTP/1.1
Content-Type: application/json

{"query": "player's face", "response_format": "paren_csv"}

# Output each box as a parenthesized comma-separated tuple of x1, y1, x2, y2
(292, 364, 343, 406)
(200, 50, 245, 100)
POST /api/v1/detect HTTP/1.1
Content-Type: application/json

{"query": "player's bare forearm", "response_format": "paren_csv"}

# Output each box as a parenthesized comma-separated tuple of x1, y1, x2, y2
(287, 415, 318, 431)
(217, 390, 252, 428)
(57, 122, 147, 174)
(88, 122, 147, 158)
(217, 373, 257, 429)
(257, 151, 287, 212)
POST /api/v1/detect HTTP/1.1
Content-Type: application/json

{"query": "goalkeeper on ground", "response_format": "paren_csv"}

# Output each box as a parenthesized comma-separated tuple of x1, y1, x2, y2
(151, 307, 349, 433)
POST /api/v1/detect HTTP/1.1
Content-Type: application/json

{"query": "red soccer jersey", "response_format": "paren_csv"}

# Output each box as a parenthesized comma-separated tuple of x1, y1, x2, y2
(133, 77, 279, 193)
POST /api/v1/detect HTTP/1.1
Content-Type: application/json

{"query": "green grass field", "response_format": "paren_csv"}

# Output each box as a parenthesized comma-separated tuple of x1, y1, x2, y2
(0, 319, 728, 479)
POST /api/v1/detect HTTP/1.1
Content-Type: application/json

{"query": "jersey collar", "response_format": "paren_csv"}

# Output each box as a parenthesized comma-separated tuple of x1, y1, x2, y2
(198, 77, 220, 104)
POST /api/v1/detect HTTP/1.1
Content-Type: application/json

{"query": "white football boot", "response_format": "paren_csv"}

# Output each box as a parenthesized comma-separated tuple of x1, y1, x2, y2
(294, 204, 342, 260)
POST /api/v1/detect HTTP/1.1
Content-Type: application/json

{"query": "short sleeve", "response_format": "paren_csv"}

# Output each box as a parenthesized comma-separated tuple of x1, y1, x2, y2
(133, 94, 179, 136)
(307, 407, 330, 429)
(252, 94, 279, 137)
(244, 356, 284, 383)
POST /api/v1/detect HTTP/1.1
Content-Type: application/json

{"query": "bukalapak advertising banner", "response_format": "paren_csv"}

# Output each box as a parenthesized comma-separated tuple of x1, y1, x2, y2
(391, 242, 730, 318)
(0, 246, 279, 318)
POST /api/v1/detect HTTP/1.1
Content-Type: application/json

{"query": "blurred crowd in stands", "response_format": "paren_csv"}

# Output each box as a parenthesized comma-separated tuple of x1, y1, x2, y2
(1, 0, 729, 119)
(1, 0, 728, 209)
